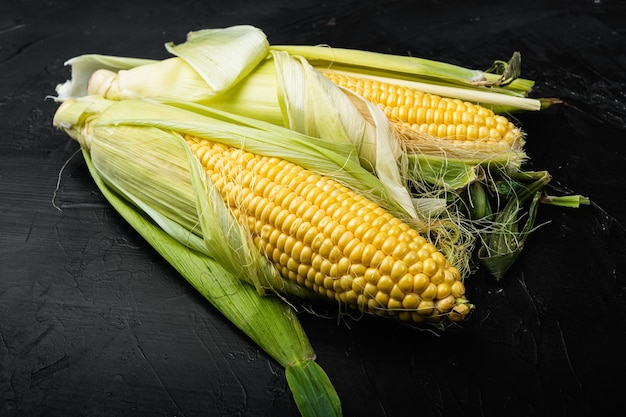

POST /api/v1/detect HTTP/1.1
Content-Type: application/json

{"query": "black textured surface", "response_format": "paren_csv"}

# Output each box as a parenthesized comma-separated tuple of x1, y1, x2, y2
(2, 1, 626, 416)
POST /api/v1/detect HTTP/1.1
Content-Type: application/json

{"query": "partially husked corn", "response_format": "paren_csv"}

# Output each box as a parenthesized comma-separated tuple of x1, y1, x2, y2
(185, 135, 471, 323)
(324, 72, 522, 149)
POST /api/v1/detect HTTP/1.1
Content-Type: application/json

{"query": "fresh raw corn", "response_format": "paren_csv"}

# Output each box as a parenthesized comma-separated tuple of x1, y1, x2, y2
(323, 72, 523, 151)
(185, 135, 471, 323)
(50, 25, 589, 417)
(52, 95, 348, 417)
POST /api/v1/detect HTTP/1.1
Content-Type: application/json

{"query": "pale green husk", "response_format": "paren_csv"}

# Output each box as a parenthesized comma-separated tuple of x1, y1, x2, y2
(165, 25, 269, 94)
(55, 96, 343, 416)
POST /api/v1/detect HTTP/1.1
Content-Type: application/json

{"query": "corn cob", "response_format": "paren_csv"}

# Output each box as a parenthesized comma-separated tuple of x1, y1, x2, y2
(323, 71, 523, 152)
(185, 136, 471, 323)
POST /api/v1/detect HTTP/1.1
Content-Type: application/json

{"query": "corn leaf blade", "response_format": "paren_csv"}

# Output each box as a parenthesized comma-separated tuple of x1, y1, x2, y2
(286, 360, 343, 417)
(165, 25, 269, 95)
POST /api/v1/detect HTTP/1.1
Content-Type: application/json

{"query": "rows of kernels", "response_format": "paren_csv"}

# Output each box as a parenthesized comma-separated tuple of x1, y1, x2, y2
(324, 72, 520, 146)
(185, 136, 470, 323)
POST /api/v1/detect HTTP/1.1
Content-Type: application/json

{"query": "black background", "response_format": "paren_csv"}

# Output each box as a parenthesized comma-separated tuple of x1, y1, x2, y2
(2, 1, 626, 416)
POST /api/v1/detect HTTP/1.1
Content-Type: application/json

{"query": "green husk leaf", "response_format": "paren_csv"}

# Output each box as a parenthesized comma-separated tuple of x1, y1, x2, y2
(478, 191, 542, 281)
(466, 181, 493, 220)
(483, 51, 522, 87)
(493, 170, 551, 198)
(541, 194, 591, 208)
(478, 247, 521, 282)
(408, 153, 479, 190)
(475, 171, 550, 281)
(286, 360, 343, 417)
(165, 25, 269, 94)
(84, 146, 308, 361)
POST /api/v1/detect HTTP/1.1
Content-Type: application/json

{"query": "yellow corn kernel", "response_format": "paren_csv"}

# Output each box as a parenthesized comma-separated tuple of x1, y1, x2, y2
(436, 295, 456, 312)
(449, 303, 472, 322)
(324, 72, 522, 148)
(185, 135, 471, 323)
(402, 293, 420, 310)
(417, 300, 435, 316)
